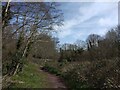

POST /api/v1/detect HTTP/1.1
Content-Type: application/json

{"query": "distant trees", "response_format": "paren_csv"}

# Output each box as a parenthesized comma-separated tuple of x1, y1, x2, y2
(58, 40, 86, 62)
(103, 29, 118, 58)
(75, 40, 87, 50)
(86, 34, 101, 60)
(86, 34, 101, 50)
(58, 26, 119, 62)
(31, 34, 59, 60)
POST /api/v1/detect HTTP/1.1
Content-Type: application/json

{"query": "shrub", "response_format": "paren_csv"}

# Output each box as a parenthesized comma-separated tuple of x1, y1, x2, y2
(63, 58, 120, 89)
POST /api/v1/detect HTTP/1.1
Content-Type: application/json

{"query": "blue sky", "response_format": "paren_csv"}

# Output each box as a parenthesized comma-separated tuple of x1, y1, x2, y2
(54, 2, 118, 44)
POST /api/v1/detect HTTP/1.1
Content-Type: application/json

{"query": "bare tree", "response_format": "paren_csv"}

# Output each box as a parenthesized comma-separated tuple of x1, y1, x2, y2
(86, 34, 101, 50)
(2, 2, 63, 76)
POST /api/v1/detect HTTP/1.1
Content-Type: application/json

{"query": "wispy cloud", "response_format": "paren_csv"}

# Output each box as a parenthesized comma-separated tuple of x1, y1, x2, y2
(57, 2, 118, 44)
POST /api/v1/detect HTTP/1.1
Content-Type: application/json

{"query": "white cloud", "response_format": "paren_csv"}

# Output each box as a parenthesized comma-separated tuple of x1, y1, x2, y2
(58, 2, 118, 44)
(78, 2, 117, 23)
(58, 19, 77, 38)
(98, 10, 118, 28)
(99, 18, 112, 27)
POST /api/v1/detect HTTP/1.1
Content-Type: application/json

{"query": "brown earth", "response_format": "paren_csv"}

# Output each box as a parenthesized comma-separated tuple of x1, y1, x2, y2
(40, 69, 67, 89)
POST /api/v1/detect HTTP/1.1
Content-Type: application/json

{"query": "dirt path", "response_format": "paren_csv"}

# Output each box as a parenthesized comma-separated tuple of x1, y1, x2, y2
(40, 69, 67, 89)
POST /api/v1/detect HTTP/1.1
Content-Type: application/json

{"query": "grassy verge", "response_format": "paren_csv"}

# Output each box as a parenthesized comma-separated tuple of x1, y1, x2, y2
(9, 61, 51, 88)
(42, 63, 61, 76)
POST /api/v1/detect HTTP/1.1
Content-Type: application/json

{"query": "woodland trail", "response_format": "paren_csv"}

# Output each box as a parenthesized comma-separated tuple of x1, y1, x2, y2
(40, 69, 67, 89)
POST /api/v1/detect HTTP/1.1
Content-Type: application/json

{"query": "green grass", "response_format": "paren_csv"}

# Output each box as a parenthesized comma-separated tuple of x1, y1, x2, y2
(42, 64, 61, 76)
(10, 61, 51, 88)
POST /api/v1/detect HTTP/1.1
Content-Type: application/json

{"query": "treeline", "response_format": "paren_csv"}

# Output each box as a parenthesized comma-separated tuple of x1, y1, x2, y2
(58, 27, 120, 62)
(2, 2, 63, 77)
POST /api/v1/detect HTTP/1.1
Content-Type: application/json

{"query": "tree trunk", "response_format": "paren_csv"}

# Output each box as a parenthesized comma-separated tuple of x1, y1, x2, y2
(13, 40, 30, 76)
(13, 63, 20, 76)
(2, 0, 11, 27)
